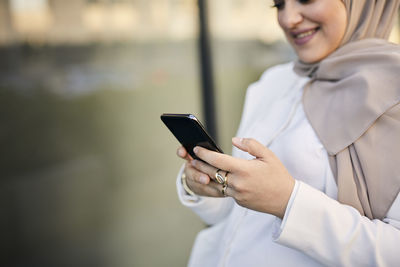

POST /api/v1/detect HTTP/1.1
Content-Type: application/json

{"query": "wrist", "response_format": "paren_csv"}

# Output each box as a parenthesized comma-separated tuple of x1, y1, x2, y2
(275, 176, 296, 219)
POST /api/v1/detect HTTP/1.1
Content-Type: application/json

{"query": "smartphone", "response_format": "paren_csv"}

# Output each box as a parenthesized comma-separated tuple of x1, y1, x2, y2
(160, 113, 223, 160)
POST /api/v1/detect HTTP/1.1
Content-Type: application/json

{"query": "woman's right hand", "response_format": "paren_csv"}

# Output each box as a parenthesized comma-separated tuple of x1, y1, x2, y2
(177, 146, 225, 197)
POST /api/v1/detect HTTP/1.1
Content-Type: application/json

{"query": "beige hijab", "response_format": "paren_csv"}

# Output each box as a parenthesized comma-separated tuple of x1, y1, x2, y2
(294, 0, 400, 219)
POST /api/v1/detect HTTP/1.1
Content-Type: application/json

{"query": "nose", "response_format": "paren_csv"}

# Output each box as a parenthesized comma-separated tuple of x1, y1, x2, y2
(278, 2, 303, 29)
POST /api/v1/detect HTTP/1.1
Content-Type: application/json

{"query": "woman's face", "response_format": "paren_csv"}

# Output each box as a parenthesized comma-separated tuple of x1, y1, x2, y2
(275, 0, 347, 63)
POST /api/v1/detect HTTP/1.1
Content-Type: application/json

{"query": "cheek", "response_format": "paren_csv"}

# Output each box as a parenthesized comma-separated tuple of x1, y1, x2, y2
(320, 4, 347, 42)
(323, 15, 347, 47)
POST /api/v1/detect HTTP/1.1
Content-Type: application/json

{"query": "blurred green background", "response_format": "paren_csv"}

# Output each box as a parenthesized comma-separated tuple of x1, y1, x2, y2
(0, 1, 398, 266)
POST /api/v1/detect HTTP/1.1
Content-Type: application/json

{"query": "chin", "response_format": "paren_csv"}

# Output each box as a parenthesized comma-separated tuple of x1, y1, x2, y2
(296, 47, 335, 64)
(298, 53, 325, 64)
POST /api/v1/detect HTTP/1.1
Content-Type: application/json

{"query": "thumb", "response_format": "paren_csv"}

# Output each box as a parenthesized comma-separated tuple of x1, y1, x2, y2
(232, 137, 271, 159)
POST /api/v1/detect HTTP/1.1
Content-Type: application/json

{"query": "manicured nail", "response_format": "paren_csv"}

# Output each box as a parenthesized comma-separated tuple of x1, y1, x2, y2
(232, 137, 242, 144)
(199, 175, 208, 184)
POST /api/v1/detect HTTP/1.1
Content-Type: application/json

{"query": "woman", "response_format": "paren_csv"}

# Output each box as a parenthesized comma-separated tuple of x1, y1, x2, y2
(176, 0, 400, 266)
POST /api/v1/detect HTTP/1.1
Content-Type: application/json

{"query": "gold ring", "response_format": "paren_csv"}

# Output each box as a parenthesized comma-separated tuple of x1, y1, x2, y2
(224, 171, 229, 187)
(221, 184, 228, 197)
(215, 169, 225, 184)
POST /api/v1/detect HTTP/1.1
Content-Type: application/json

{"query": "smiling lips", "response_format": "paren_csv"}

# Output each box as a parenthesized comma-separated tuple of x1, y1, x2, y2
(291, 28, 319, 45)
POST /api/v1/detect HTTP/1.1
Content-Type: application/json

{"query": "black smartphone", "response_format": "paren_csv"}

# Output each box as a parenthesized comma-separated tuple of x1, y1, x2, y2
(160, 113, 223, 160)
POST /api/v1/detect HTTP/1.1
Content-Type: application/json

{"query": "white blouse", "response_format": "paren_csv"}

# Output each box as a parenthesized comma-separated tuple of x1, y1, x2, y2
(176, 62, 400, 267)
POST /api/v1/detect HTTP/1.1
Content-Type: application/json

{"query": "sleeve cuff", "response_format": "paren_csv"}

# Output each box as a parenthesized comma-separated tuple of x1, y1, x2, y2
(272, 180, 362, 251)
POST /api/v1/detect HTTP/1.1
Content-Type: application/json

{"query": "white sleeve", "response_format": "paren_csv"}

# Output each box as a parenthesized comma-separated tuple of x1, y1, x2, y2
(273, 181, 400, 267)
(176, 164, 235, 226)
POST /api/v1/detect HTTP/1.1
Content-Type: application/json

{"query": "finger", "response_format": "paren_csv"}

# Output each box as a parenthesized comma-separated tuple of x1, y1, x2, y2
(193, 146, 244, 172)
(191, 160, 237, 192)
(186, 178, 224, 198)
(208, 180, 226, 196)
(221, 184, 234, 198)
(185, 163, 210, 185)
(232, 137, 272, 160)
(184, 167, 225, 197)
(190, 159, 219, 182)
(177, 146, 193, 161)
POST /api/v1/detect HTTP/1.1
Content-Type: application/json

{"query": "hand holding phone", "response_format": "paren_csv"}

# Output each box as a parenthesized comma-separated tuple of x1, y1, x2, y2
(160, 113, 223, 160)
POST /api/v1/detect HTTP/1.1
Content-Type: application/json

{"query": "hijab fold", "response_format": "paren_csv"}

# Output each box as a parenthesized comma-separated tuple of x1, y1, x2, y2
(294, 0, 400, 219)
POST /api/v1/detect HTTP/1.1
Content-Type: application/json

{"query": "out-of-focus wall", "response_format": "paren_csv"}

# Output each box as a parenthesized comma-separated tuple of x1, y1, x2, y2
(0, 0, 14, 44)
(2, 0, 284, 45)
(3, 0, 199, 44)
(2, 0, 400, 45)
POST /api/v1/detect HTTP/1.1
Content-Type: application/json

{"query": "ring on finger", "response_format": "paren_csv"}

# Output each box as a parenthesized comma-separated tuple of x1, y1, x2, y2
(224, 171, 229, 187)
(221, 184, 228, 197)
(215, 169, 226, 184)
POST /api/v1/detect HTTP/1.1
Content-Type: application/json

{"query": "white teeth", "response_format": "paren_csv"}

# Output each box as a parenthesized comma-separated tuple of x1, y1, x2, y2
(296, 30, 316, 39)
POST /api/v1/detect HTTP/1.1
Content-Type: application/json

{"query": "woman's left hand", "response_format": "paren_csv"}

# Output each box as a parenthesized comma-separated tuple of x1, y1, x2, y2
(191, 137, 295, 219)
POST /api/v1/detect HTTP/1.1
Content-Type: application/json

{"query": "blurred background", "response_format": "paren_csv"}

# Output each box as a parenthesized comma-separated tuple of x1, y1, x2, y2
(0, 1, 399, 266)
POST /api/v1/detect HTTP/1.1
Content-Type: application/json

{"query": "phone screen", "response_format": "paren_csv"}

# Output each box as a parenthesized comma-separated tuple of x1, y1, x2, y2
(161, 113, 223, 160)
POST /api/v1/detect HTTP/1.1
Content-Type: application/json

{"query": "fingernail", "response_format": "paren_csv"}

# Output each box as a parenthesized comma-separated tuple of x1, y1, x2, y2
(191, 160, 197, 166)
(193, 147, 199, 153)
(232, 137, 242, 144)
(199, 175, 208, 184)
